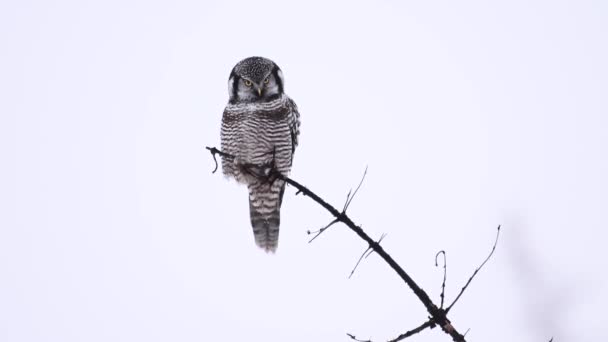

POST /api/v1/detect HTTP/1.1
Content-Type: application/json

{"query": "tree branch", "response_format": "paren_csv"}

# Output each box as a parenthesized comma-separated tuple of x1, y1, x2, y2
(206, 146, 500, 342)
(435, 250, 448, 309)
(388, 320, 435, 342)
(445, 225, 501, 314)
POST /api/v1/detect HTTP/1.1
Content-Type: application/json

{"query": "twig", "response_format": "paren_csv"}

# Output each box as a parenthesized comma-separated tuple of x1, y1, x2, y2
(349, 246, 371, 279)
(205, 146, 223, 173)
(307, 218, 340, 243)
(347, 320, 433, 342)
(445, 225, 501, 314)
(349, 233, 387, 278)
(346, 333, 372, 342)
(388, 320, 434, 342)
(435, 250, 447, 308)
(343, 166, 368, 212)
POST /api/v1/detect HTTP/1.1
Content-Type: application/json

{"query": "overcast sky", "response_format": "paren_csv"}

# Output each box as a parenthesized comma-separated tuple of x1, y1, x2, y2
(1, 1, 607, 341)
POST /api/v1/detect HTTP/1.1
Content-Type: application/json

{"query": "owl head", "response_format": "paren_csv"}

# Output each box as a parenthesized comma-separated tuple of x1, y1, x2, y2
(228, 56, 284, 104)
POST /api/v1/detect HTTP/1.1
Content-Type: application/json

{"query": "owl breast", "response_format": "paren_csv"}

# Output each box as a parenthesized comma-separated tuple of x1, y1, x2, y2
(221, 95, 297, 184)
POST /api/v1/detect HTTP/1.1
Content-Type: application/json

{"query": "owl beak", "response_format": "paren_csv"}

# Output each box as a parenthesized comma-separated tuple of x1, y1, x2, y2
(257, 87, 262, 96)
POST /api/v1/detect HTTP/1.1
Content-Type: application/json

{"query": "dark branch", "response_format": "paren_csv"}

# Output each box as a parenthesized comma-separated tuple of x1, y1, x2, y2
(346, 333, 373, 342)
(349, 233, 386, 279)
(445, 225, 501, 314)
(347, 320, 434, 342)
(280, 170, 466, 340)
(388, 320, 434, 342)
(435, 250, 447, 309)
(205, 146, 501, 342)
(205, 146, 222, 173)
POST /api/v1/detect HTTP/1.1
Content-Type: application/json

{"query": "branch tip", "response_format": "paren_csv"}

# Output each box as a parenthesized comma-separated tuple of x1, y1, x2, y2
(435, 250, 447, 308)
(445, 225, 501, 314)
(343, 166, 368, 212)
(388, 320, 434, 342)
(346, 333, 372, 342)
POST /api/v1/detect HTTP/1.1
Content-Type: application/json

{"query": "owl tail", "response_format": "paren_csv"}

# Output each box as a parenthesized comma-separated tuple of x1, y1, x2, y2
(248, 180, 286, 253)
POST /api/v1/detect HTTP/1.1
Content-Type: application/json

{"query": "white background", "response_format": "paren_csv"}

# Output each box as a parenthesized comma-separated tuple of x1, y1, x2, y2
(1, 1, 607, 341)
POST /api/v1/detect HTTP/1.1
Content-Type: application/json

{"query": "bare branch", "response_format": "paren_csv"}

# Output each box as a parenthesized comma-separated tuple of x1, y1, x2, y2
(388, 320, 434, 342)
(307, 218, 340, 243)
(435, 250, 447, 308)
(347, 320, 433, 342)
(347, 333, 373, 342)
(445, 225, 501, 314)
(205, 146, 498, 342)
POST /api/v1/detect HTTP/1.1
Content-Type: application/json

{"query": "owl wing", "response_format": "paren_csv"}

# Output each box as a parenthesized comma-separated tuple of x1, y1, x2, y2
(220, 106, 237, 177)
(287, 98, 301, 162)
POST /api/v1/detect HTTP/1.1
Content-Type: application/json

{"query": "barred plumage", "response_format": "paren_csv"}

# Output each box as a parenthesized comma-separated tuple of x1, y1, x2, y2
(220, 57, 301, 252)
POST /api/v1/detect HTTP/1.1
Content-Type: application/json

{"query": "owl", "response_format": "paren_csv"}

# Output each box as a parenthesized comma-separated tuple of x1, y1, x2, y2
(221, 57, 301, 252)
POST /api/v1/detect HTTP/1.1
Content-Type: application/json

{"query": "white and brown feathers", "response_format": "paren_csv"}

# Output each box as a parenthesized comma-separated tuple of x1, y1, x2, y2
(221, 57, 300, 252)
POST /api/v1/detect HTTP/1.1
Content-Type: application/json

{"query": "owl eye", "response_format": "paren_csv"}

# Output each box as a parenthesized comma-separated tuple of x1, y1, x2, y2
(244, 80, 252, 87)
(264, 78, 269, 84)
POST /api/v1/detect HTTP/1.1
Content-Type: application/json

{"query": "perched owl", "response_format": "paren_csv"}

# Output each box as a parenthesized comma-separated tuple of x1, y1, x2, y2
(221, 57, 301, 252)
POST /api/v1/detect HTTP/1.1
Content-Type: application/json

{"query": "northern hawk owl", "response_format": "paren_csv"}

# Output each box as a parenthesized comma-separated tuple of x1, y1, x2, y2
(220, 56, 301, 252)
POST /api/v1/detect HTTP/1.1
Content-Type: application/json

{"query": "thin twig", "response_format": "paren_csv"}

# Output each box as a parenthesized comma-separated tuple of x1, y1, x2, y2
(435, 250, 447, 308)
(445, 225, 501, 314)
(307, 218, 340, 243)
(344, 166, 368, 212)
(205, 146, 221, 173)
(349, 247, 372, 279)
(365, 233, 386, 259)
(388, 320, 434, 342)
(349, 233, 386, 279)
(346, 333, 372, 342)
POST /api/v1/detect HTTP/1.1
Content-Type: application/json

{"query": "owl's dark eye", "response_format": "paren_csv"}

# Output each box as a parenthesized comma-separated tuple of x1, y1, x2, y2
(263, 78, 269, 84)
(244, 80, 252, 87)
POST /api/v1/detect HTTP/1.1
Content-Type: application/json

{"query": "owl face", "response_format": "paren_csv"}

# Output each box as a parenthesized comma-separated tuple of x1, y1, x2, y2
(228, 57, 284, 104)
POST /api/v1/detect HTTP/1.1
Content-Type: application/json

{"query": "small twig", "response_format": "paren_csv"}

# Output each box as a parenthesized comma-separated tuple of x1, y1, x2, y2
(343, 189, 353, 212)
(349, 233, 386, 279)
(343, 166, 368, 212)
(346, 333, 372, 342)
(205, 146, 222, 173)
(435, 250, 447, 308)
(307, 218, 340, 243)
(349, 247, 371, 279)
(366, 233, 386, 259)
(364, 233, 385, 260)
(388, 320, 434, 342)
(445, 225, 501, 314)
(346, 319, 433, 342)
